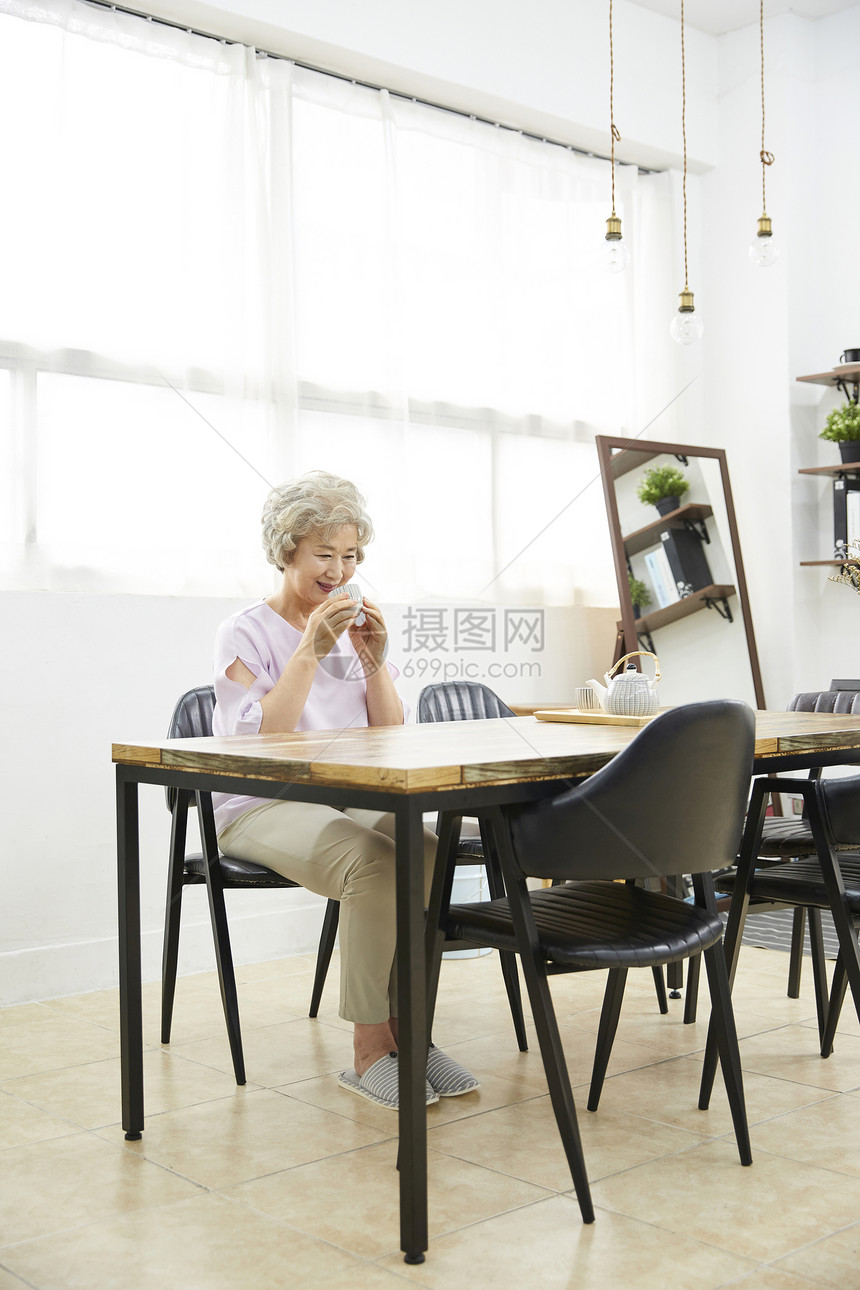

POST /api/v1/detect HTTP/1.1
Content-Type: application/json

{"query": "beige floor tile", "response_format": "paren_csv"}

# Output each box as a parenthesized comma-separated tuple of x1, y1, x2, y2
(2, 1046, 250, 1131)
(591, 1054, 832, 1134)
(773, 1222, 860, 1287)
(225, 1139, 551, 1259)
(2, 1191, 362, 1290)
(0, 1003, 57, 1028)
(169, 1015, 351, 1087)
(0, 1132, 200, 1245)
(427, 1091, 706, 1192)
(727, 1268, 829, 1289)
(315, 1265, 422, 1289)
(0, 1088, 80, 1148)
(0, 1268, 33, 1290)
(738, 1025, 860, 1093)
(749, 1095, 860, 1177)
(0, 1013, 120, 1080)
(235, 952, 320, 982)
(376, 1193, 756, 1289)
(592, 1139, 860, 1262)
(103, 1087, 390, 1189)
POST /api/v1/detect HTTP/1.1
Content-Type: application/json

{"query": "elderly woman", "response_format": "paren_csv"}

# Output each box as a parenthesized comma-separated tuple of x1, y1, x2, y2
(212, 470, 478, 1110)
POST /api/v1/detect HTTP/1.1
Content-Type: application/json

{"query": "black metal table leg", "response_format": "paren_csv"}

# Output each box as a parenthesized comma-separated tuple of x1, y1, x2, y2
(396, 801, 429, 1264)
(117, 770, 144, 1139)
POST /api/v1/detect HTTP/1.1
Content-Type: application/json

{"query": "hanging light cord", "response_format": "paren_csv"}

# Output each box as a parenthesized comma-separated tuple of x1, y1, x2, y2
(609, 0, 620, 216)
(759, 0, 774, 215)
(678, 0, 690, 292)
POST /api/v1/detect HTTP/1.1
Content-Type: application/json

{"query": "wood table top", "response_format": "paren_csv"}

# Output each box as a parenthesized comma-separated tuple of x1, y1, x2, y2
(112, 710, 860, 795)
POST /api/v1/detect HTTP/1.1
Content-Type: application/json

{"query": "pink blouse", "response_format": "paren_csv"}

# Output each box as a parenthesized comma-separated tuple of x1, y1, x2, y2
(212, 599, 403, 833)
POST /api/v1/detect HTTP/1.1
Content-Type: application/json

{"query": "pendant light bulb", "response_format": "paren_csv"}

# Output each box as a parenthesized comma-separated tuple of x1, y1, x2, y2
(670, 290, 703, 346)
(604, 214, 630, 273)
(749, 214, 778, 267)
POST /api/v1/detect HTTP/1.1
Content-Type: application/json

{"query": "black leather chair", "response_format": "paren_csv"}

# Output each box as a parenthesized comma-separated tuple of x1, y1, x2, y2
(418, 681, 672, 1045)
(162, 686, 339, 1085)
(709, 684, 860, 1033)
(425, 700, 754, 1224)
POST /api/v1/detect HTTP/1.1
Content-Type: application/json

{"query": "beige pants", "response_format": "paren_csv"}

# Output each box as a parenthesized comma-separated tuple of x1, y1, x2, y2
(217, 801, 439, 1024)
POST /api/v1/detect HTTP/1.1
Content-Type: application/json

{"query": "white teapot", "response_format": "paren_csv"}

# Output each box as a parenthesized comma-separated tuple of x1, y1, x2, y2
(587, 651, 662, 718)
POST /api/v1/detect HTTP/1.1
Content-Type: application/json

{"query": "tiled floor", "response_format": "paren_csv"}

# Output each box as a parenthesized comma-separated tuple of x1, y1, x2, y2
(2, 946, 860, 1289)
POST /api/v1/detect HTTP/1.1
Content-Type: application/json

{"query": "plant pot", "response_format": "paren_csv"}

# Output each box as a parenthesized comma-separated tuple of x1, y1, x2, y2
(632, 603, 642, 620)
(654, 496, 681, 516)
(839, 441, 860, 465)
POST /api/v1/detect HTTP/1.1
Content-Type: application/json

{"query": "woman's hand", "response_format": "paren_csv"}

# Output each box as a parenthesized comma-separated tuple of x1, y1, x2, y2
(302, 596, 363, 662)
(348, 597, 388, 677)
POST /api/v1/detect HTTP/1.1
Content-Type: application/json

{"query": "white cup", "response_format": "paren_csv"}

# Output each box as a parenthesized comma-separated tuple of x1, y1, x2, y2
(574, 686, 599, 711)
(328, 581, 365, 626)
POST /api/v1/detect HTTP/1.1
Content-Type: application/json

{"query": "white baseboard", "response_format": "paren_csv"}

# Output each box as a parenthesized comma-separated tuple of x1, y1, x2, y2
(0, 897, 330, 1007)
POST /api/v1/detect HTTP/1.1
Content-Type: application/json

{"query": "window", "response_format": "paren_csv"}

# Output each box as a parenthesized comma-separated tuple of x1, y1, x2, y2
(0, 1, 675, 602)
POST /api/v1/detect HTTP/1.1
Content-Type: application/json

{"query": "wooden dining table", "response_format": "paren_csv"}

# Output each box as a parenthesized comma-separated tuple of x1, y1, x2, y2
(113, 706, 860, 1263)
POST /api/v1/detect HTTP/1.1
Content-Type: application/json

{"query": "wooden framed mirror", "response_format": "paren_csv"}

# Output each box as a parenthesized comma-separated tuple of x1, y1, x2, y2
(595, 435, 766, 709)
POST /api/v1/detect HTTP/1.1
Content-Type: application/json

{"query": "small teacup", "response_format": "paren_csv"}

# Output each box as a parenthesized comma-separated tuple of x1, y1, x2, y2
(573, 686, 599, 711)
(328, 581, 366, 626)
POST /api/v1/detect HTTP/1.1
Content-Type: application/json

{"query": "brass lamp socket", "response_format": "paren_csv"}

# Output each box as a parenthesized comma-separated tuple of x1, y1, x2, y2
(756, 215, 773, 238)
(678, 290, 695, 313)
(605, 215, 623, 241)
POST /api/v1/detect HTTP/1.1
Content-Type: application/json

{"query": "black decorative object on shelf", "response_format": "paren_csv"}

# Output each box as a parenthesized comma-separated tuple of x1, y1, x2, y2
(660, 525, 714, 595)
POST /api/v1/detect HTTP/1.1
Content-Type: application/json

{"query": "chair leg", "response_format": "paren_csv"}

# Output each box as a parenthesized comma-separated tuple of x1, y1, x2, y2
(485, 808, 593, 1223)
(683, 952, 701, 1024)
(588, 968, 628, 1111)
(787, 906, 807, 999)
(699, 778, 768, 1110)
(700, 940, 752, 1166)
(652, 965, 668, 1015)
(197, 794, 246, 1086)
(161, 791, 189, 1046)
(821, 952, 848, 1058)
(807, 907, 829, 1043)
(308, 899, 340, 1018)
(481, 823, 528, 1052)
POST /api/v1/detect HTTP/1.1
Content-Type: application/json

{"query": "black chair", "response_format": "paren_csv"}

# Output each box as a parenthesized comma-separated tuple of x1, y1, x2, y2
(702, 770, 860, 1083)
(682, 683, 860, 1028)
(418, 681, 672, 1041)
(708, 684, 860, 1032)
(162, 686, 339, 1085)
(425, 700, 754, 1224)
(417, 682, 529, 1050)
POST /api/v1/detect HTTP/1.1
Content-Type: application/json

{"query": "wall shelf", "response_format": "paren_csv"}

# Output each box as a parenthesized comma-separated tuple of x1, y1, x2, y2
(632, 583, 737, 633)
(622, 503, 714, 557)
(797, 363, 860, 405)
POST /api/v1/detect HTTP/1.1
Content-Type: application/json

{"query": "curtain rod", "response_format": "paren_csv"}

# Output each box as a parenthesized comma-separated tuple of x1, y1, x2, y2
(83, 0, 655, 173)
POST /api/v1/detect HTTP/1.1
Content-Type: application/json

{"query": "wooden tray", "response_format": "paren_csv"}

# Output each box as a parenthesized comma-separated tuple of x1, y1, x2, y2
(533, 708, 658, 727)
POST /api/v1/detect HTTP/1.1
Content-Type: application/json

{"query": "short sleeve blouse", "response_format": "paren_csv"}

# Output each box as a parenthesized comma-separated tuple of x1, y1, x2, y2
(211, 599, 402, 832)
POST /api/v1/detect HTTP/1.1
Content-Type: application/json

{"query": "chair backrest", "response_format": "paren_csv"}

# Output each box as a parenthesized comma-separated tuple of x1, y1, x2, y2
(789, 689, 860, 715)
(508, 700, 755, 883)
(417, 681, 516, 723)
(165, 685, 216, 812)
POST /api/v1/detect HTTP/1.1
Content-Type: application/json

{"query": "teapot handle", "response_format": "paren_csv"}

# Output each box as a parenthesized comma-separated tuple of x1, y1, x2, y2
(608, 650, 661, 683)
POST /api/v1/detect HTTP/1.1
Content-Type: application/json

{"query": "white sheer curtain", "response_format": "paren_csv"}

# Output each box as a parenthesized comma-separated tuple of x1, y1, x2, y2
(0, 0, 678, 605)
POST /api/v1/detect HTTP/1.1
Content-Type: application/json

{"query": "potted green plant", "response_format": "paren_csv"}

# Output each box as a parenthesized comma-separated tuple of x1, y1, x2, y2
(820, 403, 860, 463)
(636, 464, 690, 516)
(627, 573, 651, 619)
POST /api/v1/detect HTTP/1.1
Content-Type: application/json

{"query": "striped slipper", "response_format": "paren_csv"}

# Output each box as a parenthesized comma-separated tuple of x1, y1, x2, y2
(338, 1052, 439, 1110)
(425, 1044, 480, 1097)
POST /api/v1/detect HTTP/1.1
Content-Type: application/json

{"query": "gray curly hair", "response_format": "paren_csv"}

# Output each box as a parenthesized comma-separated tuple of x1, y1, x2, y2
(261, 471, 374, 572)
